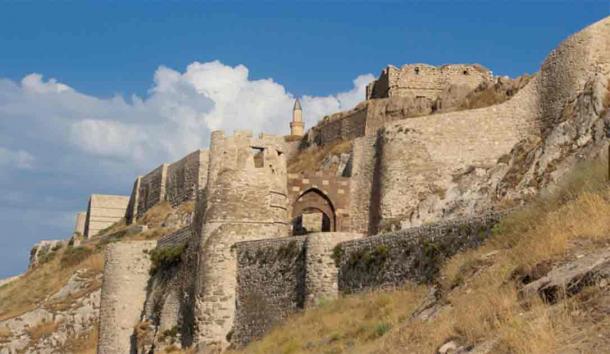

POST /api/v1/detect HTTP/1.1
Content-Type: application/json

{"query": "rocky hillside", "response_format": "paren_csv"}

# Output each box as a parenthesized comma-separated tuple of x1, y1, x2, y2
(0, 202, 194, 354)
(235, 158, 610, 354)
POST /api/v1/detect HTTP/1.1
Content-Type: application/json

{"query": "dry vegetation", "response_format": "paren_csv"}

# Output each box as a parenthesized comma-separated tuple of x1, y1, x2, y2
(288, 140, 353, 174)
(0, 245, 104, 321)
(25, 319, 62, 342)
(238, 157, 610, 354)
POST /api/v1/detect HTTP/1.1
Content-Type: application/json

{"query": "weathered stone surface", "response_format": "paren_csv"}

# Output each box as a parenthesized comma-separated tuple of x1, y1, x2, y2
(521, 249, 610, 304)
(84, 194, 129, 238)
(335, 213, 502, 293)
(28, 239, 65, 269)
(232, 232, 362, 347)
(0, 270, 101, 354)
(97, 241, 156, 354)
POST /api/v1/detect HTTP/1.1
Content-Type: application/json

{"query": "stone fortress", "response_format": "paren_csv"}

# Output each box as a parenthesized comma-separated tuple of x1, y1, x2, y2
(87, 16, 610, 353)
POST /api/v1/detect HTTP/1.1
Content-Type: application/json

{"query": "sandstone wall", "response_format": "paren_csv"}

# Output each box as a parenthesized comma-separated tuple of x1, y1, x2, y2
(193, 131, 290, 349)
(367, 63, 493, 100)
(335, 213, 502, 293)
(126, 150, 209, 223)
(348, 135, 379, 235)
(84, 194, 129, 238)
(97, 241, 156, 354)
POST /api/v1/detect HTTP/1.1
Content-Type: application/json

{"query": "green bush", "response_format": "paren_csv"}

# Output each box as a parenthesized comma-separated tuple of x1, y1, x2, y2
(149, 244, 186, 275)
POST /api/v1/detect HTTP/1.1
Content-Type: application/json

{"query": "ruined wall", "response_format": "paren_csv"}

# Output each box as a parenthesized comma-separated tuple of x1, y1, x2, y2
(193, 131, 290, 349)
(232, 232, 362, 347)
(157, 226, 192, 248)
(335, 213, 502, 293)
(84, 194, 129, 238)
(97, 241, 156, 354)
(367, 63, 493, 100)
(310, 106, 367, 146)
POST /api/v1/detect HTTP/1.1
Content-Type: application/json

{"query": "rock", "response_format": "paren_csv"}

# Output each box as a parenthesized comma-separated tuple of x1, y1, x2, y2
(521, 249, 610, 303)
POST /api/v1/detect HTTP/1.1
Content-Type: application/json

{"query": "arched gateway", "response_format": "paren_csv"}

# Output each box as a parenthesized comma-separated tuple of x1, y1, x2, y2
(287, 172, 351, 235)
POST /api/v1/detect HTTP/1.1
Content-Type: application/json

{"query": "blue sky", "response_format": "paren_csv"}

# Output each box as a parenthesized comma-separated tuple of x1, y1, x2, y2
(0, 1, 608, 278)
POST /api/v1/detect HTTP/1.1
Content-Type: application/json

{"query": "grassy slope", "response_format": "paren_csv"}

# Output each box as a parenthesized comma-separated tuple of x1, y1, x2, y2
(238, 158, 610, 354)
(0, 201, 191, 353)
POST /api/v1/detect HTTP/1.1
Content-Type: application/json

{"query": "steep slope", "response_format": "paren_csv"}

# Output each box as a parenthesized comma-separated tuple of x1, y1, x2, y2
(0, 202, 194, 353)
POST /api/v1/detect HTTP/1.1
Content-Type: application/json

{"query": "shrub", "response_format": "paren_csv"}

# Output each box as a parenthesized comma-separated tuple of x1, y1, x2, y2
(149, 244, 186, 275)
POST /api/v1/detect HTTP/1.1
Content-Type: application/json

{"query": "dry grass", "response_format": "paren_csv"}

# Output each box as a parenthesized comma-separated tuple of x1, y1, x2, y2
(0, 246, 104, 320)
(238, 158, 610, 354)
(234, 285, 427, 354)
(288, 140, 352, 174)
(138, 201, 174, 228)
(60, 326, 98, 354)
(26, 319, 61, 342)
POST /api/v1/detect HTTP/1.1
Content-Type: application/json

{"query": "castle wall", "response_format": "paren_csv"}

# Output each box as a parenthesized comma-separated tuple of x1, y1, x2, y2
(193, 131, 290, 349)
(136, 164, 168, 218)
(166, 150, 209, 207)
(335, 213, 502, 294)
(376, 75, 540, 229)
(348, 135, 379, 235)
(367, 63, 493, 100)
(97, 241, 156, 354)
(232, 232, 362, 347)
(84, 194, 129, 238)
(125, 150, 209, 222)
(232, 236, 307, 347)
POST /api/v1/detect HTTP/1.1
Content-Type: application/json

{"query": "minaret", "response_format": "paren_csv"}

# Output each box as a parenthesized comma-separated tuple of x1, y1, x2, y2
(290, 98, 304, 136)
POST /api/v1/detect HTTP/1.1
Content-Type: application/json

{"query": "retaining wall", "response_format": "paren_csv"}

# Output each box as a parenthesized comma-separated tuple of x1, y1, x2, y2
(335, 213, 502, 293)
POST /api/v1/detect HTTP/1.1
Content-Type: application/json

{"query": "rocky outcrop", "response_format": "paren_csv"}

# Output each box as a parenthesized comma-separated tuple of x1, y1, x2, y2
(0, 270, 101, 354)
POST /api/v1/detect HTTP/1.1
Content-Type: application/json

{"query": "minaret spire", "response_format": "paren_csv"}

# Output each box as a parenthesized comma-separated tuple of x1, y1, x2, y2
(290, 98, 304, 136)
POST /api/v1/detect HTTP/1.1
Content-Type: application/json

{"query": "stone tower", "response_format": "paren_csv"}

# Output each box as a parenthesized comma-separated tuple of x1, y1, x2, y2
(193, 130, 290, 349)
(290, 98, 304, 136)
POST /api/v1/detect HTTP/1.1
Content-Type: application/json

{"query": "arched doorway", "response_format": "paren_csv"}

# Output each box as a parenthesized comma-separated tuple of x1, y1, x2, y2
(291, 188, 336, 235)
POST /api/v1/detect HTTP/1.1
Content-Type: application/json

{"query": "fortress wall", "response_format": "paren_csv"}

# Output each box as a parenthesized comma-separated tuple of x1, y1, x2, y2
(314, 107, 367, 146)
(84, 194, 129, 238)
(166, 150, 209, 207)
(377, 76, 540, 229)
(367, 64, 492, 100)
(157, 226, 192, 248)
(539, 16, 610, 131)
(136, 164, 168, 218)
(194, 131, 290, 349)
(232, 236, 307, 347)
(232, 232, 362, 347)
(97, 241, 156, 354)
(303, 232, 362, 306)
(335, 213, 502, 294)
(125, 177, 141, 224)
(348, 135, 379, 235)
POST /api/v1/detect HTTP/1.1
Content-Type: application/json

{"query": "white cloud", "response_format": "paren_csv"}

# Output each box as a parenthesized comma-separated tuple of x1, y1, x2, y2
(0, 147, 34, 169)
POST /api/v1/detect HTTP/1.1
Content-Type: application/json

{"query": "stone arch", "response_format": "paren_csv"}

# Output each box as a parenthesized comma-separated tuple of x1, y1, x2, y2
(291, 188, 336, 235)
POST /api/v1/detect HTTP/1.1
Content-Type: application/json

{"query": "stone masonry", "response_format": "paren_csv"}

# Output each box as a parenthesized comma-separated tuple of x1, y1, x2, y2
(97, 241, 156, 354)
(125, 149, 209, 223)
(84, 194, 129, 238)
